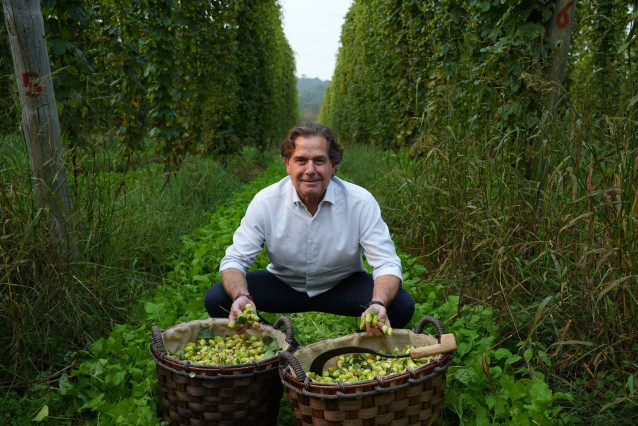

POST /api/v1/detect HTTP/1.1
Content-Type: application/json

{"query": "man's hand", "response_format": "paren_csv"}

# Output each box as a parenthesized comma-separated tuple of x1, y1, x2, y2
(221, 268, 255, 333)
(361, 274, 401, 336)
(360, 303, 391, 336)
(229, 295, 257, 334)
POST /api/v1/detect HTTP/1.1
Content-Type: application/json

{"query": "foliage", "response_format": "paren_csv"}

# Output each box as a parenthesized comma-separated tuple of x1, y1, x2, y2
(0, 134, 267, 390)
(0, 0, 299, 167)
(338, 137, 638, 423)
(2, 0, 637, 424)
(323, 1, 638, 422)
(0, 18, 18, 133)
(1, 0, 297, 395)
(0, 158, 573, 424)
(233, 1, 300, 151)
(321, 0, 554, 150)
(28, 160, 286, 425)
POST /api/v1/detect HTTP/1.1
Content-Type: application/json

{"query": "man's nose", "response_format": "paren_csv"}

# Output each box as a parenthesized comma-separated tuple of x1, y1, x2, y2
(305, 161, 316, 174)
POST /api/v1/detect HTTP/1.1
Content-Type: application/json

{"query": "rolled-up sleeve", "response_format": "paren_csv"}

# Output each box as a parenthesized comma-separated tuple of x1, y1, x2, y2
(358, 198, 403, 283)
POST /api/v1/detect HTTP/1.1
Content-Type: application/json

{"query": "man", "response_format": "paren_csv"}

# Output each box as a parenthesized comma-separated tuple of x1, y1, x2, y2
(204, 122, 414, 335)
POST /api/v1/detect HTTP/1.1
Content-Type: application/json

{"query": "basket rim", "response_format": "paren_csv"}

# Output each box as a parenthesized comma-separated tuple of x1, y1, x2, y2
(150, 344, 282, 375)
(281, 352, 450, 390)
(150, 316, 297, 375)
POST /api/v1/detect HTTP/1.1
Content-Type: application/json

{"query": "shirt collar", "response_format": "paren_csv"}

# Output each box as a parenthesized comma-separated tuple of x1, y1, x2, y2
(289, 177, 336, 207)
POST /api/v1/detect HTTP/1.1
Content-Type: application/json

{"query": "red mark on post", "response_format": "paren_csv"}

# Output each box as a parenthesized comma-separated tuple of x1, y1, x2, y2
(556, 1, 575, 29)
(22, 72, 42, 97)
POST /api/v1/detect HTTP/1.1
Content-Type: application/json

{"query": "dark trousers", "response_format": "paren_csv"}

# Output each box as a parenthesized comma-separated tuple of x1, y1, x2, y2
(203, 270, 415, 328)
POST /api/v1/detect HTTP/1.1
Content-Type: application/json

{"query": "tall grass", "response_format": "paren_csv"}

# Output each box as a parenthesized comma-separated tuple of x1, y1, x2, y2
(338, 102, 638, 421)
(0, 133, 273, 390)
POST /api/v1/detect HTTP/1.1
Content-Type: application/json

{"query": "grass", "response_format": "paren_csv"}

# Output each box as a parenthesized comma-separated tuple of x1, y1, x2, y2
(14, 155, 569, 425)
(338, 120, 638, 423)
(1, 115, 636, 424)
(0, 133, 275, 391)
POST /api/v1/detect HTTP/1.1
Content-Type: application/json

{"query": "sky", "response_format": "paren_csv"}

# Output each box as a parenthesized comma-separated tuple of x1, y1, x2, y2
(279, 0, 354, 81)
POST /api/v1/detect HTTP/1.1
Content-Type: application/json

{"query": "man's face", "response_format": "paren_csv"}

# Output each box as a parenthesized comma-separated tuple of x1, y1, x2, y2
(285, 135, 336, 208)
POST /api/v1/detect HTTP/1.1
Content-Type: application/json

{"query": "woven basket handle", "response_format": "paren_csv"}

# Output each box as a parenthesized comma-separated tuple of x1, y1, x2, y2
(273, 315, 299, 351)
(279, 350, 307, 381)
(413, 316, 446, 336)
(151, 325, 166, 354)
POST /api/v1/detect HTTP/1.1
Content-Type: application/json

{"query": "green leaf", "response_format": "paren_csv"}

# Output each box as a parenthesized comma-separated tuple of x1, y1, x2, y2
(58, 373, 76, 396)
(262, 336, 274, 346)
(197, 329, 214, 339)
(32, 405, 48, 422)
(537, 350, 551, 367)
(457, 341, 473, 357)
(492, 347, 513, 361)
(78, 393, 105, 412)
(551, 392, 574, 403)
(501, 377, 528, 402)
(626, 93, 638, 109)
(144, 301, 165, 322)
(524, 348, 533, 363)
(505, 354, 522, 365)
(105, 370, 127, 387)
(528, 381, 552, 403)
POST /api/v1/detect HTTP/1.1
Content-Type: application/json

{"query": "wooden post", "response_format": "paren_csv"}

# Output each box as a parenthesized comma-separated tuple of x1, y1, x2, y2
(3, 0, 75, 258)
(544, 0, 578, 120)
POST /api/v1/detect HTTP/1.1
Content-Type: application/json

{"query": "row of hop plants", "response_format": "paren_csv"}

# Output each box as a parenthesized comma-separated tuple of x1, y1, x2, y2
(1, 0, 300, 166)
(320, 1, 637, 420)
(0, 0, 299, 392)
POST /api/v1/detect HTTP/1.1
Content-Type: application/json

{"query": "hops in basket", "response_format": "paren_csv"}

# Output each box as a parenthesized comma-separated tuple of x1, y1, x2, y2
(306, 346, 435, 383)
(168, 329, 281, 366)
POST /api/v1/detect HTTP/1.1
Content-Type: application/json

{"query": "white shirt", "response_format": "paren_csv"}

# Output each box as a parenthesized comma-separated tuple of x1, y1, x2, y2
(220, 176, 402, 297)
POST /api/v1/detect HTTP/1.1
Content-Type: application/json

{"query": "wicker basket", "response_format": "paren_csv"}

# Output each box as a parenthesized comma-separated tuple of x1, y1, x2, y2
(150, 316, 297, 426)
(279, 316, 453, 426)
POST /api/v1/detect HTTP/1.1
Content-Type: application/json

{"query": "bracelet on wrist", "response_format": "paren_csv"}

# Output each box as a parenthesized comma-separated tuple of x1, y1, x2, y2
(233, 292, 253, 302)
(369, 300, 385, 308)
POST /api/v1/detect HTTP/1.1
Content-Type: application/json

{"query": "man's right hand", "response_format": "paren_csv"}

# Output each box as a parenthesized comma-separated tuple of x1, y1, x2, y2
(361, 303, 390, 336)
(221, 268, 255, 333)
(229, 294, 256, 334)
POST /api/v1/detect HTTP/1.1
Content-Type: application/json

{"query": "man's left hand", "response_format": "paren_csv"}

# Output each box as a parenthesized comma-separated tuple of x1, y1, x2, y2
(361, 303, 391, 336)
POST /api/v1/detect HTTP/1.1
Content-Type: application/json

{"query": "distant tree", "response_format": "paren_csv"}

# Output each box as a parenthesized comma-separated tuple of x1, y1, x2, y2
(297, 76, 329, 122)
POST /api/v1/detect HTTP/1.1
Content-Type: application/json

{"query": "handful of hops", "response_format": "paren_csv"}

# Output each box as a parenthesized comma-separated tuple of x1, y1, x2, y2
(306, 345, 434, 383)
(228, 303, 260, 329)
(169, 330, 281, 366)
(360, 308, 393, 335)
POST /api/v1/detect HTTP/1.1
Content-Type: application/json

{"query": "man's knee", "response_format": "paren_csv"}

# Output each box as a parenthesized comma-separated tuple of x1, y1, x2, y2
(204, 283, 230, 318)
(388, 289, 415, 328)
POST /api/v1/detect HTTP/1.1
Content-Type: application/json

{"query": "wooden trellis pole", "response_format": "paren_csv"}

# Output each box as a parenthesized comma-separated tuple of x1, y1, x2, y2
(3, 0, 75, 259)
(545, 0, 578, 121)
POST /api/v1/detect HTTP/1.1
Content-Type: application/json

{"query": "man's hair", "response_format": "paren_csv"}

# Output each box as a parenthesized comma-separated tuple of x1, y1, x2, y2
(281, 122, 343, 166)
